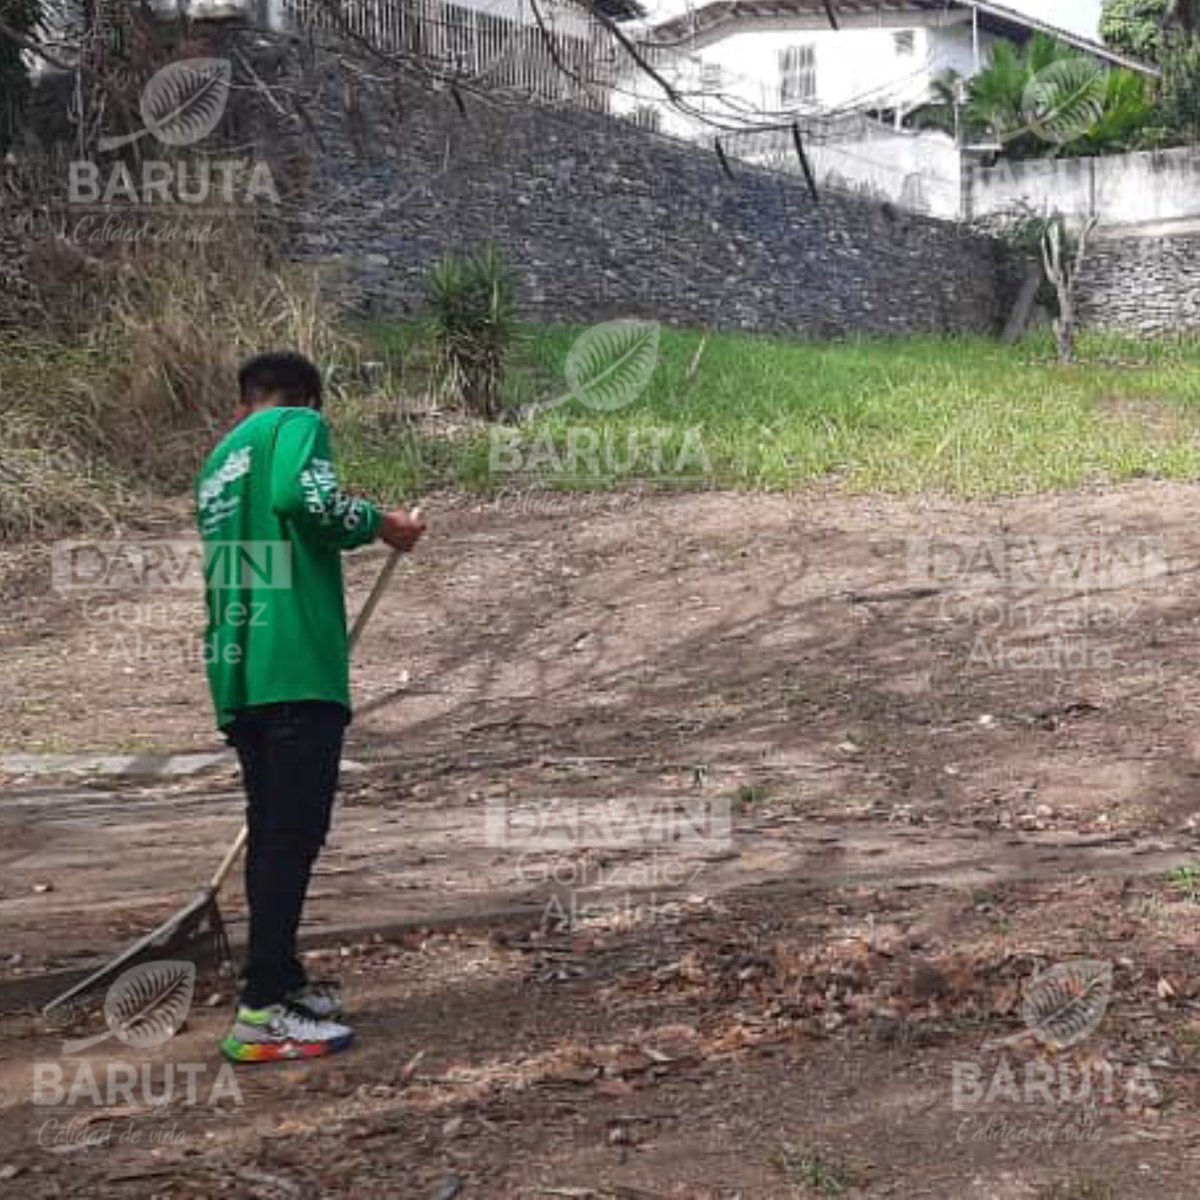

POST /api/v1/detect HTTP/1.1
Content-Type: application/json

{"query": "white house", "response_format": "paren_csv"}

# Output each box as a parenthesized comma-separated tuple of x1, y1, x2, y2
(613, 0, 1156, 137)
(28, 0, 1167, 221)
(602, 0, 1158, 219)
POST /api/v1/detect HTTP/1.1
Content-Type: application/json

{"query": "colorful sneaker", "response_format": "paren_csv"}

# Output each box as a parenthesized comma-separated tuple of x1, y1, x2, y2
(285, 980, 343, 1021)
(219, 1004, 354, 1064)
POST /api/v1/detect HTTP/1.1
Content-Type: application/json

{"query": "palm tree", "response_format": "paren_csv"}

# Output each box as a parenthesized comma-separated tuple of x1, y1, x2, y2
(952, 33, 1151, 157)
(967, 35, 1087, 151)
(1084, 66, 1156, 148)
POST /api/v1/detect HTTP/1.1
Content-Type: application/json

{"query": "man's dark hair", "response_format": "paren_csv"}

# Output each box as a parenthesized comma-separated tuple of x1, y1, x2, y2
(238, 352, 323, 410)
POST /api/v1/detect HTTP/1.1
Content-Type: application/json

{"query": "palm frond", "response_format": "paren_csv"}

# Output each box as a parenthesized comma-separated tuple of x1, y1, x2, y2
(1022, 57, 1110, 145)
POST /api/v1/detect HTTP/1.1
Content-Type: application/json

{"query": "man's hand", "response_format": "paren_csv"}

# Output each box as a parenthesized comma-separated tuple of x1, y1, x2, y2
(379, 507, 426, 552)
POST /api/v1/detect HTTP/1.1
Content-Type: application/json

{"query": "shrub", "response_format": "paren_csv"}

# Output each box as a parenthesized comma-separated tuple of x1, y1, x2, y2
(424, 244, 517, 420)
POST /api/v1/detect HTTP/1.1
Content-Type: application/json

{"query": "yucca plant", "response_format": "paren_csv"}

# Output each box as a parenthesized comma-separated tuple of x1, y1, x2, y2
(424, 245, 517, 420)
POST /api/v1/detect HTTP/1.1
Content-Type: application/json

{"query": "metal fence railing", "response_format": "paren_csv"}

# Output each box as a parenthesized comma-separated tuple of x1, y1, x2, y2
(282, 0, 621, 109)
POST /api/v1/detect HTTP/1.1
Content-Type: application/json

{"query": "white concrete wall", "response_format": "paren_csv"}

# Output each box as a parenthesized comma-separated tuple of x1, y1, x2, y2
(719, 136, 1200, 229)
(968, 145, 1200, 228)
(612, 81, 1200, 231)
(813, 127, 962, 217)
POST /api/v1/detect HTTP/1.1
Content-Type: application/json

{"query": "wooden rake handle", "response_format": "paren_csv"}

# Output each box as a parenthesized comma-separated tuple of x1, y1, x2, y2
(347, 546, 404, 650)
(211, 825, 249, 891)
(348, 505, 420, 654)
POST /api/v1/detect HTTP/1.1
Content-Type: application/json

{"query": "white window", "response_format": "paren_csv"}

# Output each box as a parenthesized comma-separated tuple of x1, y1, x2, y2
(779, 44, 816, 105)
(894, 30, 916, 57)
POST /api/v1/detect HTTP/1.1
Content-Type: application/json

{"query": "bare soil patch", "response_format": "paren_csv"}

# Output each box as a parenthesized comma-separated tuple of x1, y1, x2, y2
(4, 485, 1200, 1196)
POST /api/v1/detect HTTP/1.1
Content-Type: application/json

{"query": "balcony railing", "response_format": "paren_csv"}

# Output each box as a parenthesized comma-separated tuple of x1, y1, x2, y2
(282, 0, 620, 109)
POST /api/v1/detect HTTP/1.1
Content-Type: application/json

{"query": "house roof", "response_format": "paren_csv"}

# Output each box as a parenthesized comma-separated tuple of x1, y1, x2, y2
(647, 0, 1160, 77)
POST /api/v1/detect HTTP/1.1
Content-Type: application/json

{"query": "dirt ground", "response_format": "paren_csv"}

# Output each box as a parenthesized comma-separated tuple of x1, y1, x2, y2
(5, 485, 1200, 1197)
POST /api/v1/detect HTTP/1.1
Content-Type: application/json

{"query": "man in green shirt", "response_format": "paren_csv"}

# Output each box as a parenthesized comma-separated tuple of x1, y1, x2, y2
(196, 351, 424, 1062)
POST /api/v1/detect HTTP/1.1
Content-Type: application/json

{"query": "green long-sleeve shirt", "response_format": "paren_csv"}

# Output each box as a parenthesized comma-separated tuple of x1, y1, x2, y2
(195, 406, 381, 729)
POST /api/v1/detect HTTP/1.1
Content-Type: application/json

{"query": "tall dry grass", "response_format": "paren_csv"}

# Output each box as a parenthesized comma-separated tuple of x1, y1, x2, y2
(0, 224, 353, 539)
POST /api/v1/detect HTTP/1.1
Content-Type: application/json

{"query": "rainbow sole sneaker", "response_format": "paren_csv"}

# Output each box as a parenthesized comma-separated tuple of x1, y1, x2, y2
(220, 1004, 354, 1064)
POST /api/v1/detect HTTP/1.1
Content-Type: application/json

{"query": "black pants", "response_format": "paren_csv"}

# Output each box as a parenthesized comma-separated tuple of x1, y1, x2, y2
(226, 701, 347, 1009)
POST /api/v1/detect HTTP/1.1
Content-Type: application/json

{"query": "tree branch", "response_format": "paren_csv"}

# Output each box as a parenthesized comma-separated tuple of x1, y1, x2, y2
(584, 0, 681, 106)
(0, 14, 137, 125)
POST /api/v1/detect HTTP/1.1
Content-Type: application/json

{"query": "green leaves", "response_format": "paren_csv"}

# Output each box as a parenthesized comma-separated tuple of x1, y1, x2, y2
(424, 245, 518, 420)
(1157, 31, 1200, 142)
(1087, 66, 1156, 146)
(1100, 0, 1170, 63)
(968, 38, 1033, 140)
(962, 32, 1152, 157)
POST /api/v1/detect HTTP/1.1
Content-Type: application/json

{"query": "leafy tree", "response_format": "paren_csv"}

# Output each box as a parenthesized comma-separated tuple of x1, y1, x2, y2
(1101, 0, 1170, 62)
(1101, 0, 1200, 58)
(1081, 63, 1158, 147)
(966, 37, 1050, 150)
(1103, 1, 1200, 144)
(1157, 31, 1200, 140)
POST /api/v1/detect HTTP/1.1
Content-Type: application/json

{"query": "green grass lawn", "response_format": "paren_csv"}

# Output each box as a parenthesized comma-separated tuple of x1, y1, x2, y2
(335, 325, 1200, 501)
